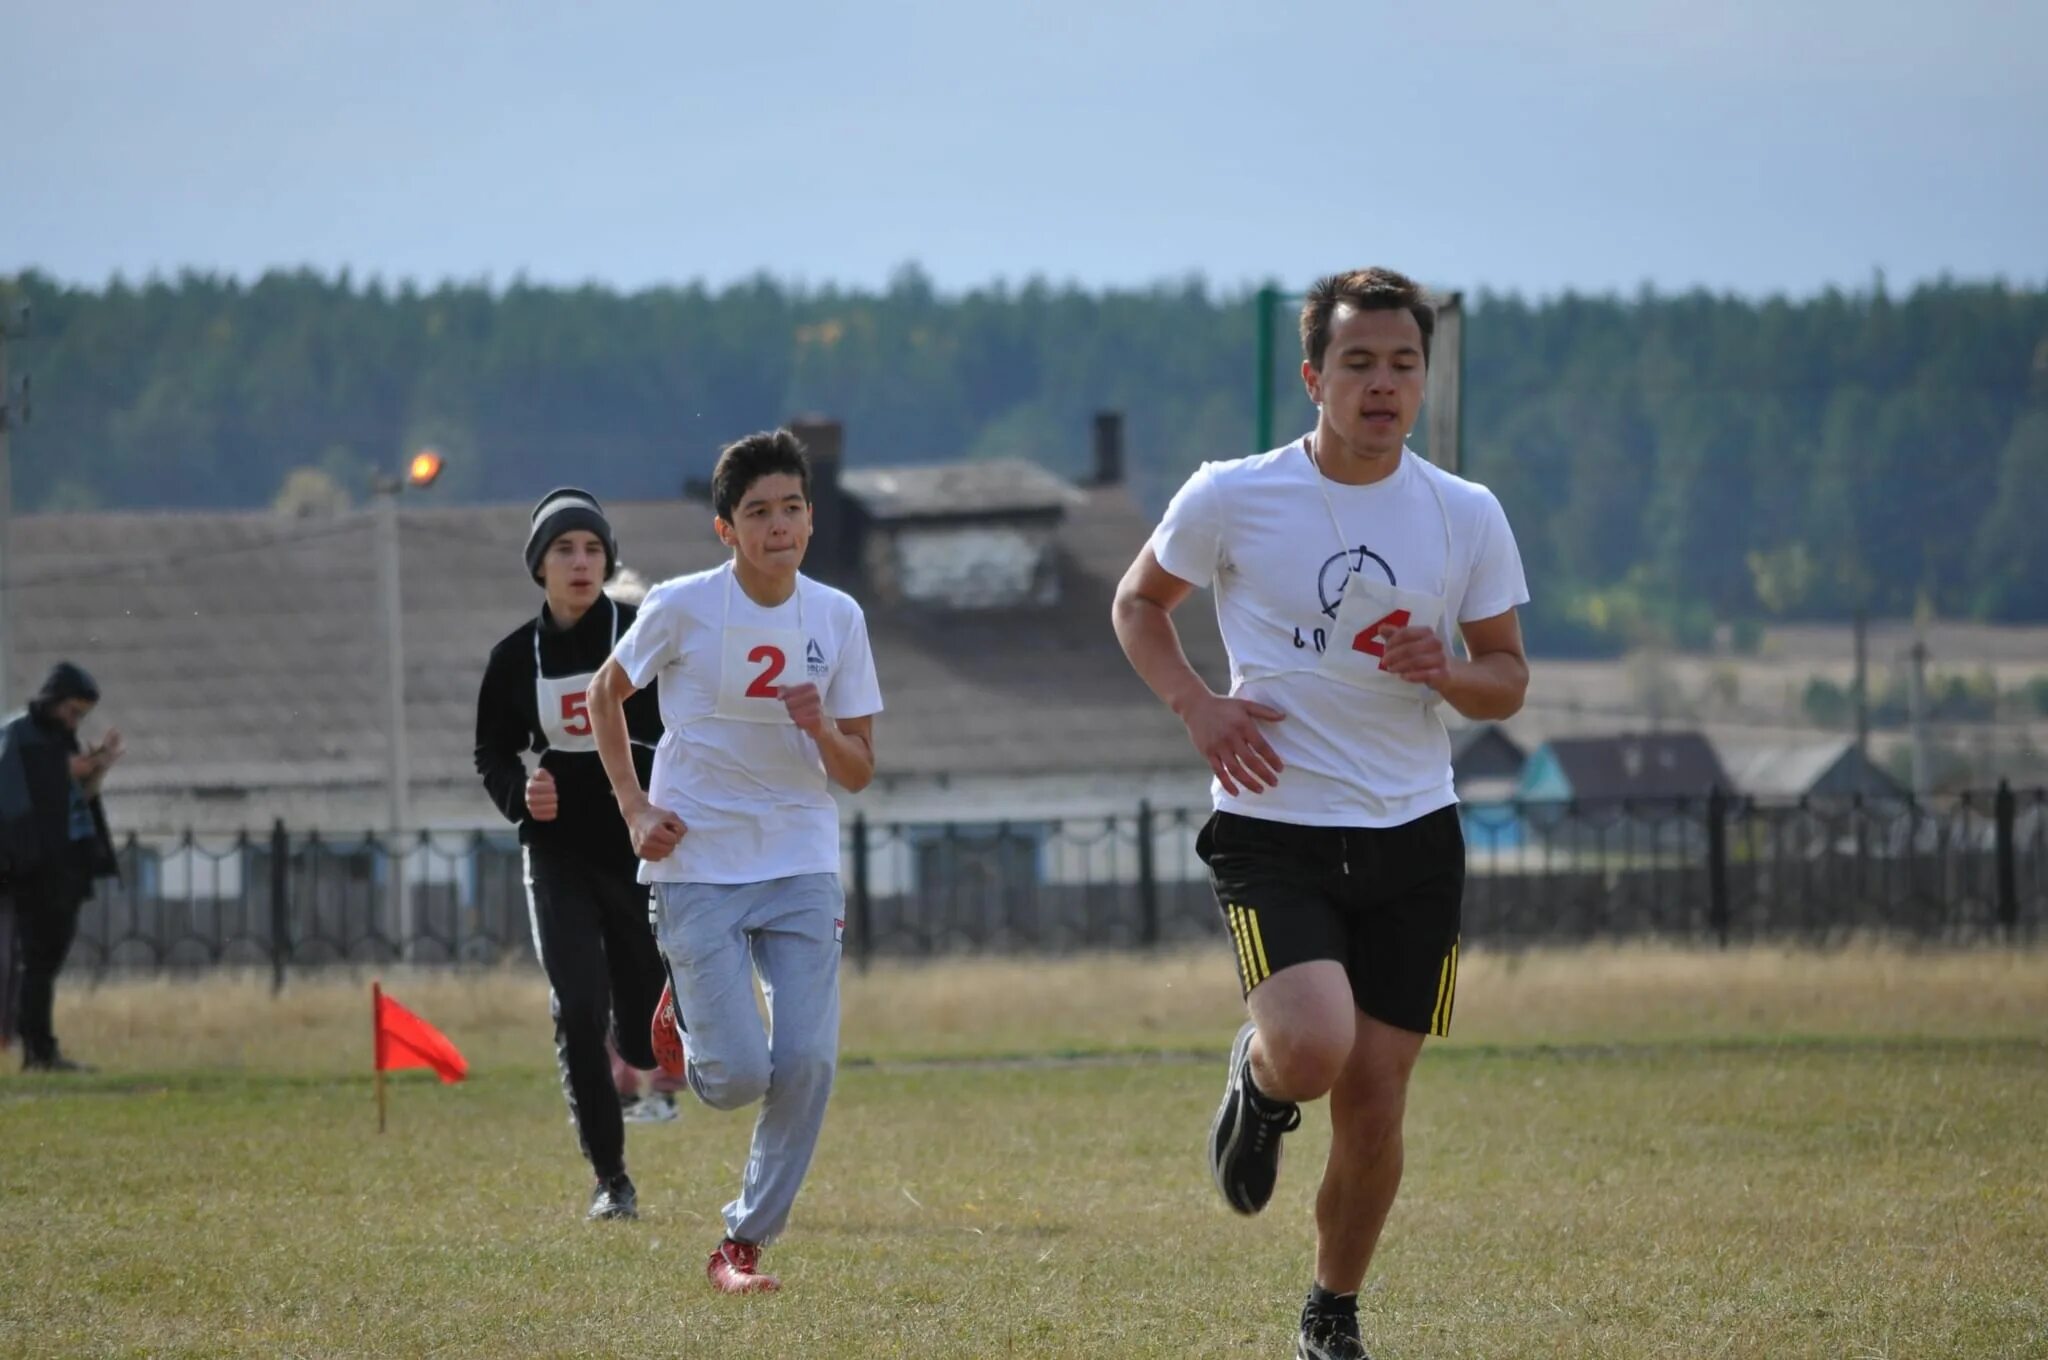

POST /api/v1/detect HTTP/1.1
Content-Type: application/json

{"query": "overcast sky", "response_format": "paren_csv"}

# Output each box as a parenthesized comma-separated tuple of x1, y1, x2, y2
(7, 0, 2043, 298)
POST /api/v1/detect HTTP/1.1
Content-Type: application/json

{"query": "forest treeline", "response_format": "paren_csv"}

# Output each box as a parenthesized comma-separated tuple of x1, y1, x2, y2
(5, 267, 2044, 654)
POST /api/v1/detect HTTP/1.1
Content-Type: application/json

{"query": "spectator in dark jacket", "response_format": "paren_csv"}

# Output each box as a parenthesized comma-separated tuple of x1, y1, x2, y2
(1, 662, 123, 1072)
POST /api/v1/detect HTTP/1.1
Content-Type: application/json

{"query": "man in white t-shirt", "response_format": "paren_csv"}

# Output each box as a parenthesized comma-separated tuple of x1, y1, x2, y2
(1112, 268, 1530, 1360)
(587, 428, 883, 1296)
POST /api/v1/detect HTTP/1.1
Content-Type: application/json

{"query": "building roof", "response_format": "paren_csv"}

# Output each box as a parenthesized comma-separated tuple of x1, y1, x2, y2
(1450, 723, 1525, 770)
(840, 458, 1085, 521)
(6, 477, 1227, 807)
(1716, 736, 1906, 799)
(1538, 731, 1730, 800)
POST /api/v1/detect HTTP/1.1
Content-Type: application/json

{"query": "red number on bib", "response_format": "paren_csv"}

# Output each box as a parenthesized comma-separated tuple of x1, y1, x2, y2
(745, 645, 787, 698)
(559, 691, 592, 736)
(1350, 609, 1412, 659)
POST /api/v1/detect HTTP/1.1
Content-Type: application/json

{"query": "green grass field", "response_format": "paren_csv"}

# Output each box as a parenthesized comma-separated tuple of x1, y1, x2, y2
(4, 946, 2046, 1358)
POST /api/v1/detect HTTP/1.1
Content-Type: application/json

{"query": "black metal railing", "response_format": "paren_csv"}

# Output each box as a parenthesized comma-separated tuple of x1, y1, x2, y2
(67, 785, 2045, 984)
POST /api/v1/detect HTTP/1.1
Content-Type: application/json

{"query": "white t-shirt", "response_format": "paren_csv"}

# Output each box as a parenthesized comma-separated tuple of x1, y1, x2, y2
(1150, 440, 1529, 828)
(610, 562, 884, 884)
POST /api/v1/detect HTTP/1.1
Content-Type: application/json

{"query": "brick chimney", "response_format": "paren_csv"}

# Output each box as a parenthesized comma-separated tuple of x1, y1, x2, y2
(788, 415, 848, 573)
(1092, 411, 1124, 487)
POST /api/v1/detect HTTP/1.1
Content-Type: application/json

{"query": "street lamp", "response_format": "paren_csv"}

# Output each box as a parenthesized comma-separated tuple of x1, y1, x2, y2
(373, 449, 445, 957)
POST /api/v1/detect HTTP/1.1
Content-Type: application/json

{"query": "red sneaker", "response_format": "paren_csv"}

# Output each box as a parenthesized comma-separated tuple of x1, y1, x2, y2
(706, 1237, 781, 1294)
(651, 980, 686, 1080)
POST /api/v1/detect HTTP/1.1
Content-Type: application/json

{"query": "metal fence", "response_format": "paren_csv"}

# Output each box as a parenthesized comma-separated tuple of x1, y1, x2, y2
(68, 785, 2046, 984)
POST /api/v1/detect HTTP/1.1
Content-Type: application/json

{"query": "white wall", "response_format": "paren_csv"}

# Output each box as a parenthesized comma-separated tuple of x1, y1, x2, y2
(870, 523, 1061, 609)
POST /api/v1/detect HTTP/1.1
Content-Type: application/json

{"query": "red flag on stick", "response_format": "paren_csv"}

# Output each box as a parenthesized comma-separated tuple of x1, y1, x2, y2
(372, 981, 467, 1131)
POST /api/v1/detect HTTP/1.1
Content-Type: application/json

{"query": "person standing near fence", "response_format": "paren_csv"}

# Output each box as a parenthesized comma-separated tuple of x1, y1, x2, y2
(1112, 268, 1531, 1360)
(586, 428, 883, 1295)
(474, 490, 668, 1221)
(1, 662, 123, 1072)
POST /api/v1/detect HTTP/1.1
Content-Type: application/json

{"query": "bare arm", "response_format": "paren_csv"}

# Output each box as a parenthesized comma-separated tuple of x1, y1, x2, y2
(1110, 547, 1211, 716)
(1111, 547, 1286, 796)
(588, 656, 685, 860)
(587, 657, 645, 809)
(1377, 608, 1530, 721)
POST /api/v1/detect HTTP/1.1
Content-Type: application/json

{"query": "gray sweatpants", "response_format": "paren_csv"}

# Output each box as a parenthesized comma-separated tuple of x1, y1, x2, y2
(651, 873, 842, 1246)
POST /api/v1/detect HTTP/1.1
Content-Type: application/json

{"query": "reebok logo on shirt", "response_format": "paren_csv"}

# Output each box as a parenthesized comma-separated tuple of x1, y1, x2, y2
(805, 638, 828, 678)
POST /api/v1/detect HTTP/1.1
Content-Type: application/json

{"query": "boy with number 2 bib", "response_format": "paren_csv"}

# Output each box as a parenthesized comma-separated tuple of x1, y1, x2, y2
(587, 428, 882, 1295)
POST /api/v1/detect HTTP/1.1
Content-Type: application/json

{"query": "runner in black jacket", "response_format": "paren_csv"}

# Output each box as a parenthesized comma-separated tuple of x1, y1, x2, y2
(474, 488, 666, 1221)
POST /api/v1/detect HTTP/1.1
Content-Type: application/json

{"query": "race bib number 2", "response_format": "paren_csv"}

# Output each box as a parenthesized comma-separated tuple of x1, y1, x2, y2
(745, 645, 786, 698)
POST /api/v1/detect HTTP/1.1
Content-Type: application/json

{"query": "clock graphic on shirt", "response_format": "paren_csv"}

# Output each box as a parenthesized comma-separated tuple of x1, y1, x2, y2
(1316, 545, 1398, 619)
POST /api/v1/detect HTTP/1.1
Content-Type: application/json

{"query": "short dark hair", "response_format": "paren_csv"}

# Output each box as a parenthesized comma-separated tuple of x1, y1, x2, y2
(712, 428, 812, 523)
(1299, 267, 1435, 371)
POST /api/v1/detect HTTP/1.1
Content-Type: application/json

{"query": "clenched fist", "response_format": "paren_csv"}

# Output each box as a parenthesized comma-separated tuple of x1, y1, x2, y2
(1375, 624, 1450, 689)
(779, 681, 827, 737)
(627, 802, 688, 862)
(525, 767, 559, 822)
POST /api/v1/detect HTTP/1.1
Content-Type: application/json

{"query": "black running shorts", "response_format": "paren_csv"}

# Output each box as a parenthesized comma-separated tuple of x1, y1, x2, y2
(1196, 806, 1465, 1037)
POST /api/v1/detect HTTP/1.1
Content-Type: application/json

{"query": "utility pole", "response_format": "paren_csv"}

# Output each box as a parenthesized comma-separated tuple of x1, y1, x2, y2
(372, 450, 444, 959)
(1254, 283, 1279, 454)
(1907, 634, 1931, 797)
(372, 473, 413, 956)
(0, 302, 30, 712)
(1852, 605, 1870, 763)
(1424, 291, 1464, 475)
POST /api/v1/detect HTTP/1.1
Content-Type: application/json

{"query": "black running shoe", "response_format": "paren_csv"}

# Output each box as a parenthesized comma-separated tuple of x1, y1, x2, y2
(21, 1050, 92, 1074)
(1208, 1020, 1300, 1215)
(587, 1171, 638, 1221)
(1297, 1292, 1371, 1360)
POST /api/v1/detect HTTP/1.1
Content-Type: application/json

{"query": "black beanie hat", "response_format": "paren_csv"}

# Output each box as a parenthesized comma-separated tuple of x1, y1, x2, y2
(524, 487, 619, 584)
(36, 661, 100, 707)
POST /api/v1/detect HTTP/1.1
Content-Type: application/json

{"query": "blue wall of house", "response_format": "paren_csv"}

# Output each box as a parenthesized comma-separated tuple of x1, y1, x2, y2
(1516, 747, 1574, 802)
(1458, 801, 1527, 851)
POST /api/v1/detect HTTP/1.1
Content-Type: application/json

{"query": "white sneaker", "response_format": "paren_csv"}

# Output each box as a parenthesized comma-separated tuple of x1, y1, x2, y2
(622, 1093, 679, 1124)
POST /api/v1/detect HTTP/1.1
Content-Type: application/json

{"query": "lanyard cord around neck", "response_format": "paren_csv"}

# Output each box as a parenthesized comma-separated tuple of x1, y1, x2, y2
(1302, 438, 1453, 572)
(721, 559, 806, 632)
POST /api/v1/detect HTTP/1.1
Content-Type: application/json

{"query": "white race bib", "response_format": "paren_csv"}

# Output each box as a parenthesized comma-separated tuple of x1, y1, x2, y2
(537, 669, 601, 750)
(1317, 572, 1447, 703)
(1232, 444, 1455, 707)
(715, 625, 808, 724)
(533, 599, 621, 752)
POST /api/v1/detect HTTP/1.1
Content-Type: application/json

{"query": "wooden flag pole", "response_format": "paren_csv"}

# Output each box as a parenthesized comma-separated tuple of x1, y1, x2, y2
(372, 979, 388, 1134)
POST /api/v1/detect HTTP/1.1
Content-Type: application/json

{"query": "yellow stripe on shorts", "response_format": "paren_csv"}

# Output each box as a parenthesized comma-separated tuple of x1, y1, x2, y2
(1226, 904, 1271, 990)
(1226, 905, 1255, 990)
(1430, 938, 1460, 1037)
(1243, 906, 1271, 984)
